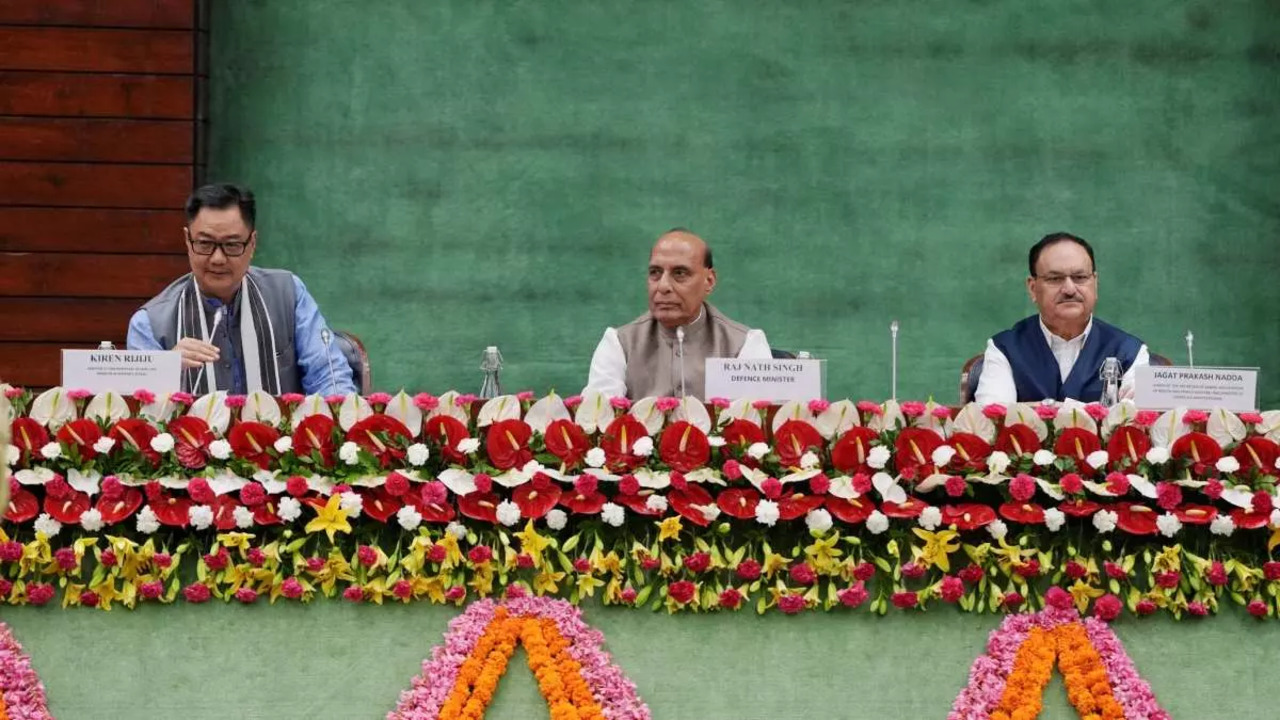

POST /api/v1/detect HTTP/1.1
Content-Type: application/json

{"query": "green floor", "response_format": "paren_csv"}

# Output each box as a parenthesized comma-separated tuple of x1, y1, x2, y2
(2, 603, 1269, 719)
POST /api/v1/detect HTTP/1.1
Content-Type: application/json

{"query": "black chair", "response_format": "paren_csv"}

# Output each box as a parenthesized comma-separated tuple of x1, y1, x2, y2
(960, 351, 1173, 405)
(333, 330, 372, 394)
(771, 348, 797, 359)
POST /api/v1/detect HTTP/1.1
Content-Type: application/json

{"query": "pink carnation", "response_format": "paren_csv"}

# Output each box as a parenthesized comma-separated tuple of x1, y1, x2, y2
(574, 476, 598, 496)
(751, 399, 772, 410)
(413, 393, 439, 411)
(1001, 592, 1024, 609)
(722, 459, 742, 480)
(1135, 599, 1157, 616)
(183, 584, 211, 603)
(1248, 600, 1268, 618)
(1187, 601, 1208, 616)
(808, 473, 830, 495)
(324, 394, 345, 405)
(366, 392, 392, 405)
(472, 473, 493, 493)
(286, 476, 309, 497)
(655, 396, 680, 412)
(619, 587, 637, 604)
(1205, 561, 1228, 587)
(1009, 474, 1036, 502)
(1104, 561, 1128, 580)
(1263, 561, 1280, 581)
(468, 546, 493, 564)
(1083, 403, 1108, 421)
(760, 477, 782, 500)
(66, 388, 92, 401)
(240, 481, 267, 507)
(1155, 482, 1182, 511)
(152, 552, 172, 569)
(357, 545, 378, 567)
(54, 548, 78, 571)
(1134, 410, 1160, 427)
(170, 391, 195, 405)
(900, 401, 926, 418)
(516, 391, 535, 402)
(235, 587, 258, 604)
(280, 393, 305, 405)
(735, 559, 762, 581)
(855, 400, 882, 415)
(940, 576, 964, 603)
(668, 472, 688, 491)
(778, 593, 807, 614)
(454, 393, 478, 407)
(945, 475, 967, 497)
(187, 477, 216, 504)
(101, 475, 124, 499)
(1045, 586, 1074, 609)
(505, 583, 527, 599)
(2, 386, 24, 399)
(1155, 570, 1181, 589)
(281, 577, 305, 599)
(718, 587, 743, 609)
(343, 586, 364, 602)
(80, 590, 100, 607)
(931, 405, 952, 420)
(850, 473, 872, 495)
(618, 474, 640, 495)
(1182, 409, 1208, 425)
(838, 583, 869, 608)
(789, 562, 817, 585)
(853, 562, 876, 582)
(562, 395, 583, 409)
(808, 399, 831, 414)
(890, 591, 918, 609)
(981, 403, 1007, 419)
(709, 397, 732, 409)
(1105, 472, 1130, 495)
(0, 542, 23, 563)
(224, 394, 247, 409)
(1203, 478, 1224, 500)
(1035, 405, 1059, 420)
(421, 481, 447, 505)
(901, 562, 925, 579)
(394, 580, 414, 600)
(1060, 473, 1084, 494)
(246, 548, 265, 567)
(132, 389, 157, 405)
(138, 580, 164, 600)
(609, 396, 631, 410)
(1253, 490, 1273, 515)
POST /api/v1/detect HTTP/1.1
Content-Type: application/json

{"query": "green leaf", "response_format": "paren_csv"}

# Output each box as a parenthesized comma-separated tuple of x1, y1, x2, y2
(561, 534, 580, 554)
(634, 586, 652, 606)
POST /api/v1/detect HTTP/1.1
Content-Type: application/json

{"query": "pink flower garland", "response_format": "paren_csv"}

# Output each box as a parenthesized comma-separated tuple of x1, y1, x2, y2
(388, 596, 650, 720)
(0, 622, 53, 720)
(1082, 618, 1171, 720)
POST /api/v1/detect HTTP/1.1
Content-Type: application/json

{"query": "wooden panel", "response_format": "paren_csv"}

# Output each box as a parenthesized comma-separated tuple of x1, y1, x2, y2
(0, 118, 190, 163)
(0, 27, 193, 74)
(0, 162, 191, 208)
(0, 0, 194, 29)
(0, 208, 186, 253)
(0, 72, 193, 118)
(0, 297, 139, 342)
(0, 253, 188, 298)
(0, 343, 94, 388)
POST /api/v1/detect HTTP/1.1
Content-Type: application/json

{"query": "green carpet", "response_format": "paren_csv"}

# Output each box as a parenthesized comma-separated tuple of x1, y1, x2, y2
(2, 603, 1269, 718)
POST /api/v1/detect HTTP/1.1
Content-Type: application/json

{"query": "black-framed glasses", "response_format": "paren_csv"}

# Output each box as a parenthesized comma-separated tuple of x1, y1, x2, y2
(188, 238, 250, 257)
(1033, 272, 1095, 287)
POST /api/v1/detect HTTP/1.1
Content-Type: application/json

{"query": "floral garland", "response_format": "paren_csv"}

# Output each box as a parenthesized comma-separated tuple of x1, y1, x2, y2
(0, 622, 53, 719)
(2, 386, 1279, 618)
(390, 594, 649, 719)
(949, 587, 1168, 720)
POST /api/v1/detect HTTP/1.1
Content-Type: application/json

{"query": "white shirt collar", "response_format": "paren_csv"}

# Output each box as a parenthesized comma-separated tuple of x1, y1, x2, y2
(1039, 315, 1093, 350)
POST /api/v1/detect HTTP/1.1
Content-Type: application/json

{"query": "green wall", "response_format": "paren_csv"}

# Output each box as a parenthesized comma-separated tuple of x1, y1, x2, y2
(207, 0, 1280, 405)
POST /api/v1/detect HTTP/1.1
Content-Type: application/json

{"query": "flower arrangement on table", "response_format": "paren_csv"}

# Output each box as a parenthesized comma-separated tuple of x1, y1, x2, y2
(2, 384, 1279, 620)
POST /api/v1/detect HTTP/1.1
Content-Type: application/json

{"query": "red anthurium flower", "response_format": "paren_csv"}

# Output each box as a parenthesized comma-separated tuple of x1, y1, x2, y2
(44, 490, 91, 524)
(668, 484, 716, 527)
(613, 491, 662, 516)
(404, 491, 455, 523)
(830, 427, 881, 475)
(513, 482, 562, 519)
(1174, 504, 1218, 525)
(10, 418, 50, 462)
(895, 427, 943, 476)
(251, 501, 284, 526)
(1106, 426, 1152, 471)
(777, 492, 825, 520)
(1232, 437, 1279, 476)
(543, 419, 589, 467)
(561, 488, 607, 515)
(1054, 428, 1103, 472)
(347, 415, 412, 467)
(96, 488, 144, 524)
(721, 419, 766, 450)
(1057, 498, 1103, 517)
(424, 415, 470, 465)
(1170, 432, 1222, 466)
(1230, 507, 1271, 530)
(228, 421, 281, 470)
(995, 424, 1040, 457)
(485, 419, 534, 471)
(658, 421, 711, 473)
(598, 415, 649, 473)
(458, 491, 500, 523)
(881, 498, 927, 518)
(108, 419, 160, 466)
(716, 488, 761, 519)
(168, 416, 214, 449)
(56, 419, 103, 461)
(5, 487, 40, 523)
(292, 415, 338, 468)
(1113, 502, 1159, 535)
(998, 502, 1045, 525)
(211, 495, 241, 530)
(947, 433, 993, 471)
(941, 503, 996, 530)
(360, 488, 403, 523)
(774, 420, 824, 469)
(150, 493, 193, 527)
(825, 496, 874, 524)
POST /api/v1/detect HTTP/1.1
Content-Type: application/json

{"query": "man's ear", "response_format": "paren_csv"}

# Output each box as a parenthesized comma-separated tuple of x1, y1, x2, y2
(706, 268, 717, 295)
(1025, 275, 1035, 303)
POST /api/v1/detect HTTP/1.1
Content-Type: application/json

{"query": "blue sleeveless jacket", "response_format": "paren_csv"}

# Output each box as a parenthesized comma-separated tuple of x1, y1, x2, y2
(991, 316, 1142, 402)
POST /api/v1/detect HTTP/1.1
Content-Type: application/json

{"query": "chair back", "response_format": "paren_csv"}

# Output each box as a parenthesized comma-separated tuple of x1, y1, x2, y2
(1149, 352, 1173, 367)
(333, 330, 372, 395)
(770, 348, 797, 359)
(960, 353, 984, 405)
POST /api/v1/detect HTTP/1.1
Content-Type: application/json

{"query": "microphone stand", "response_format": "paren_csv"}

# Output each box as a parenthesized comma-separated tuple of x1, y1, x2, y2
(191, 307, 224, 394)
(889, 320, 899, 400)
(1185, 330, 1194, 368)
(676, 326, 686, 398)
(321, 328, 338, 395)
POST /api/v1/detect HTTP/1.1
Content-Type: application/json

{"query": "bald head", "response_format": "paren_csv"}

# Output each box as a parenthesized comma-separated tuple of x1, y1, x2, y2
(647, 229, 717, 328)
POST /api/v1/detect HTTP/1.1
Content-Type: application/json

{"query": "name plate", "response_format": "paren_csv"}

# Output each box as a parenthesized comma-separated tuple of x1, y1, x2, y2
(1134, 365, 1259, 412)
(704, 358, 825, 402)
(61, 349, 183, 395)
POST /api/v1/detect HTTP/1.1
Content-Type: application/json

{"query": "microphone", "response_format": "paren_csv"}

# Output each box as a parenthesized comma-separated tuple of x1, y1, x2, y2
(191, 304, 224, 394)
(321, 328, 338, 395)
(889, 320, 899, 400)
(1185, 330, 1194, 368)
(1099, 356, 1121, 407)
(676, 326, 686, 398)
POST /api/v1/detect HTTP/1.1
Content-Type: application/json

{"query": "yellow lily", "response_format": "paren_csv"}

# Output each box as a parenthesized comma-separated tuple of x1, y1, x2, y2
(576, 572, 605, 599)
(436, 532, 463, 569)
(514, 521, 552, 567)
(88, 578, 122, 610)
(1068, 581, 1106, 614)
(1152, 545, 1182, 573)
(591, 549, 624, 577)
(912, 528, 960, 572)
(468, 565, 496, 597)
(657, 516, 683, 542)
(217, 532, 255, 552)
(804, 534, 844, 574)
(533, 569, 566, 595)
(762, 551, 789, 579)
(304, 494, 351, 542)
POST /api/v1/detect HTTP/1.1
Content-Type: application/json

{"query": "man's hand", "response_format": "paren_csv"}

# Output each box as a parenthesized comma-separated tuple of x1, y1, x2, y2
(175, 338, 220, 369)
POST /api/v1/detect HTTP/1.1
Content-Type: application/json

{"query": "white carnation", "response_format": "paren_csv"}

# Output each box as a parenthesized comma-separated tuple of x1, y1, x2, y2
(1156, 512, 1182, 538)
(406, 443, 429, 466)
(79, 507, 104, 532)
(396, 504, 423, 531)
(805, 508, 833, 533)
(150, 433, 175, 453)
(987, 451, 1011, 474)
(1209, 515, 1235, 537)
(707, 435, 726, 448)
(754, 499, 780, 526)
(799, 451, 820, 470)
(1092, 509, 1118, 533)
(645, 494, 669, 513)
(632, 436, 654, 457)
(1043, 508, 1066, 532)
(136, 505, 160, 534)
(1086, 450, 1110, 470)
(917, 505, 942, 531)
(866, 510, 890, 534)
(1271, 509, 1280, 527)
(339, 491, 363, 518)
(273, 436, 293, 454)
(545, 509, 568, 531)
(446, 521, 468, 539)
(867, 445, 891, 470)
(93, 437, 116, 455)
(747, 442, 770, 460)
(1145, 446, 1170, 465)
(34, 512, 62, 537)
(986, 519, 1008, 541)
(931, 445, 956, 467)
(495, 500, 521, 527)
(338, 441, 361, 465)
(455, 437, 480, 455)
(39, 442, 61, 460)
(4, 445, 18, 467)
(208, 439, 231, 460)
(1032, 450, 1056, 467)
(1215, 456, 1241, 474)
(277, 496, 302, 522)
(233, 506, 255, 529)
(188, 504, 214, 530)
(585, 447, 607, 468)
(601, 502, 625, 527)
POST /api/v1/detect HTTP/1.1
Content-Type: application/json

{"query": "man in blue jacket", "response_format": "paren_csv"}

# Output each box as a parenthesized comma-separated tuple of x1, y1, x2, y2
(974, 232, 1148, 405)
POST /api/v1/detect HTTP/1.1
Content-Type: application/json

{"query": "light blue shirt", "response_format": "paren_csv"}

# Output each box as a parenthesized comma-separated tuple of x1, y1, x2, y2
(127, 275, 357, 396)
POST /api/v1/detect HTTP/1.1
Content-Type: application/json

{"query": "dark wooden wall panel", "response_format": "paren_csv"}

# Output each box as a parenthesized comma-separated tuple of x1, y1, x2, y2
(0, 344, 78, 388)
(0, 0, 194, 29)
(0, 254, 189, 298)
(0, 298, 142, 341)
(0, 118, 191, 163)
(0, 72, 193, 118)
(0, 27, 194, 74)
(0, 162, 192, 208)
(0, 208, 185, 253)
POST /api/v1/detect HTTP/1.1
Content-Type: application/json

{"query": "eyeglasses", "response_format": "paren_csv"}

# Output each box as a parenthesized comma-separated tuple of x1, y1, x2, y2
(188, 238, 250, 257)
(1034, 272, 1095, 287)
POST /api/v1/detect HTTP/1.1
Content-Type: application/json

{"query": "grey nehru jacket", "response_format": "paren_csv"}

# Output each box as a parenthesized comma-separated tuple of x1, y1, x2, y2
(616, 303, 750, 399)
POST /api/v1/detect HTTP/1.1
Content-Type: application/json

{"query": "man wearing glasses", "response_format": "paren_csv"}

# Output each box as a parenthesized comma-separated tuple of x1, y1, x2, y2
(974, 232, 1148, 404)
(127, 183, 356, 396)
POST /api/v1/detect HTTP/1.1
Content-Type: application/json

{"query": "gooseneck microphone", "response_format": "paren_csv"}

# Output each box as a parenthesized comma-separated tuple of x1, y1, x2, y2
(191, 304, 224, 393)
(321, 328, 338, 395)
(676, 326, 687, 399)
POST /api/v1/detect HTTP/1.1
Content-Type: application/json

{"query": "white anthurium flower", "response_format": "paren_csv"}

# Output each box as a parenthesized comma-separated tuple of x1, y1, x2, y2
(83, 391, 130, 424)
(67, 469, 101, 496)
(1092, 509, 1118, 533)
(29, 388, 76, 429)
(290, 394, 333, 430)
(1220, 486, 1255, 510)
(524, 392, 570, 435)
(585, 447, 607, 468)
(799, 451, 820, 470)
(477, 395, 520, 428)
(952, 403, 997, 443)
(573, 390, 611, 434)
(1156, 513, 1182, 538)
(815, 400, 859, 440)
(1043, 508, 1066, 532)
(1127, 474, 1158, 499)
(1207, 408, 1246, 448)
(39, 442, 61, 460)
(446, 521, 468, 539)
(825, 475, 857, 499)
(1032, 449, 1056, 467)
(383, 391, 423, 438)
(866, 445, 891, 470)
(337, 393, 373, 432)
(672, 397, 713, 433)
(1036, 479, 1064, 501)
(455, 437, 480, 455)
(746, 442, 770, 461)
(696, 504, 721, 523)
(240, 390, 283, 427)
(986, 451, 1011, 475)
(4, 444, 19, 467)
(14, 468, 55, 486)
(1085, 450, 1110, 470)
(187, 392, 231, 435)
(1146, 447, 1170, 465)
(931, 445, 956, 467)
(273, 436, 293, 454)
(872, 472, 907, 504)
(917, 506, 942, 530)
(866, 510, 890, 535)
(632, 436, 655, 457)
